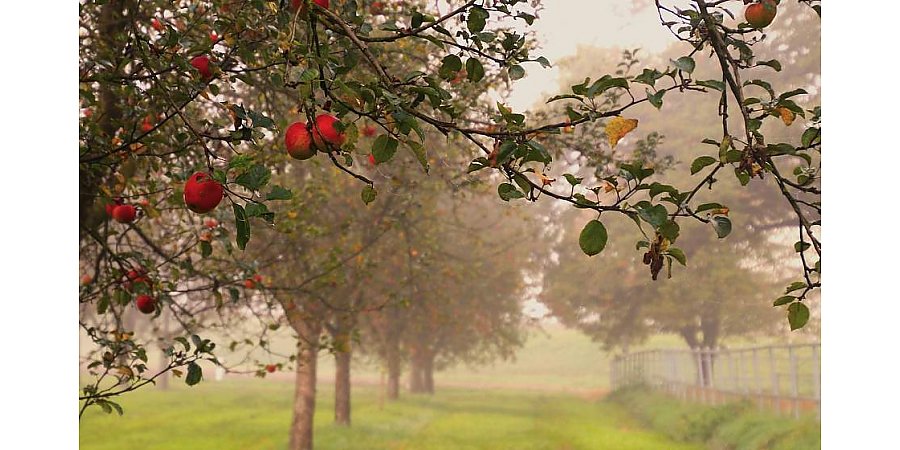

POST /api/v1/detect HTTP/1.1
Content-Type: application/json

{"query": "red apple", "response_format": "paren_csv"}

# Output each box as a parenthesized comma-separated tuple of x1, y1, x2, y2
(125, 268, 151, 291)
(199, 231, 213, 242)
(184, 172, 224, 214)
(204, 218, 219, 229)
(83, 108, 93, 118)
(361, 124, 377, 137)
(253, 274, 263, 283)
(368, 154, 377, 166)
(265, 364, 277, 373)
(370, 1, 385, 15)
(135, 295, 157, 314)
(285, 122, 316, 160)
(190, 55, 213, 80)
(106, 197, 124, 217)
(290, 0, 330, 14)
(151, 18, 164, 32)
(112, 204, 137, 223)
(141, 116, 154, 133)
(244, 279, 256, 289)
(81, 274, 93, 285)
(209, 31, 219, 42)
(312, 114, 345, 151)
(745, 0, 777, 29)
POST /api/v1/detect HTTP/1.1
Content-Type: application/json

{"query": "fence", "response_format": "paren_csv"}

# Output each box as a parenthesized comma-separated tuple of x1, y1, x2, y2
(610, 343, 820, 419)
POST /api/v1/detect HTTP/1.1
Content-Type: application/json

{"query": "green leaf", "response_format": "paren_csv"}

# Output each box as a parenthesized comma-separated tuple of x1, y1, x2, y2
(578, 220, 608, 257)
(695, 203, 726, 213)
(647, 89, 665, 109)
(787, 302, 810, 331)
(266, 185, 293, 201)
(200, 241, 212, 258)
(794, 241, 811, 252)
(637, 204, 668, 229)
(691, 156, 717, 175)
(372, 135, 399, 163)
(785, 281, 807, 293)
(361, 185, 377, 205)
(659, 220, 680, 241)
(247, 110, 276, 130)
(234, 164, 271, 192)
(498, 183, 525, 201)
(757, 59, 782, 72)
(466, 58, 485, 82)
(467, 6, 489, 33)
(232, 204, 250, 250)
(563, 173, 582, 186)
(801, 127, 820, 147)
(696, 79, 725, 91)
(185, 362, 203, 386)
(672, 56, 695, 74)
(667, 248, 687, 266)
(712, 216, 732, 239)
(774, 296, 796, 307)
(509, 65, 526, 80)
(439, 54, 462, 79)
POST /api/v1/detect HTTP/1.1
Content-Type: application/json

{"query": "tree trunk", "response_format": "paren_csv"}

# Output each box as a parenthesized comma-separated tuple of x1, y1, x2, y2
(386, 351, 401, 400)
(423, 353, 435, 395)
(288, 321, 321, 450)
(334, 349, 351, 426)
(409, 353, 426, 393)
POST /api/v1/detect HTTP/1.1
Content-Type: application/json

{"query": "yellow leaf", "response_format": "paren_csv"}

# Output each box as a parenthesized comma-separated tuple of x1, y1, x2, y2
(606, 117, 639, 149)
(775, 107, 795, 126)
(536, 173, 556, 187)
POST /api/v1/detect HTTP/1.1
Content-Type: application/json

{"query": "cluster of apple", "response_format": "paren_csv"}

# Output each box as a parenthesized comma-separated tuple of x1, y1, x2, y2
(106, 198, 138, 224)
(244, 274, 264, 289)
(745, 0, 778, 29)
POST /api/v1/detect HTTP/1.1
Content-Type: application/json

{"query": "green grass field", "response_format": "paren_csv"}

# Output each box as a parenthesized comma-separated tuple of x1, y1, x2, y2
(80, 381, 703, 450)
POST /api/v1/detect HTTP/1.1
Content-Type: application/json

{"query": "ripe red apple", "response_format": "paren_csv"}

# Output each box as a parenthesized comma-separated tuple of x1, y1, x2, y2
(135, 295, 157, 314)
(285, 122, 316, 160)
(209, 31, 219, 42)
(83, 108, 93, 118)
(106, 197, 124, 217)
(253, 274, 263, 283)
(184, 172, 224, 214)
(151, 18, 164, 32)
(361, 124, 377, 137)
(141, 116, 154, 133)
(204, 218, 219, 229)
(244, 279, 256, 289)
(290, 0, 330, 14)
(81, 274, 93, 285)
(312, 114, 346, 151)
(112, 204, 137, 223)
(190, 55, 213, 80)
(125, 268, 151, 291)
(745, 0, 777, 29)
(266, 364, 277, 373)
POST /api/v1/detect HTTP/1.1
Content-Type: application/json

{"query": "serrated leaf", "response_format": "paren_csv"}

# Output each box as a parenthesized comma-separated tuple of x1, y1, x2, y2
(361, 185, 377, 205)
(787, 302, 810, 330)
(578, 220, 608, 257)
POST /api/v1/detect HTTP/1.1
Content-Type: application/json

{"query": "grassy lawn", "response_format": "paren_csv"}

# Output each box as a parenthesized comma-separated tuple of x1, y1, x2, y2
(80, 381, 703, 450)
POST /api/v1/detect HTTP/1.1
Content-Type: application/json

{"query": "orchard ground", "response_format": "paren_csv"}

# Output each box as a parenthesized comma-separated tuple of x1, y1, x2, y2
(80, 325, 800, 449)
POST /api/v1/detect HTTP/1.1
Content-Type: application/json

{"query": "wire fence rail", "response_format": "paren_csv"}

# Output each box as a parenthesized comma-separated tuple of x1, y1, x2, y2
(610, 343, 820, 419)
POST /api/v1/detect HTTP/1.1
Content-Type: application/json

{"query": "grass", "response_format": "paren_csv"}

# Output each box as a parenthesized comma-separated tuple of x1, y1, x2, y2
(80, 381, 704, 450)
